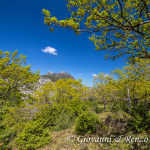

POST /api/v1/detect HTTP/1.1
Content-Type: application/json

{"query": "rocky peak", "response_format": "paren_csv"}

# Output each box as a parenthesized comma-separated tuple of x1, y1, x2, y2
(42, 71, 75, 82)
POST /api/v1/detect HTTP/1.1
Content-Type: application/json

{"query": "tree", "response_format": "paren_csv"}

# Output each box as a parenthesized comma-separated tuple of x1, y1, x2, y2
(93, 59, 150, 111)
(0, 50, 40, 106)
(55, 78, 87, 103)
(33, 78, 88, 104)
(93, 72, 117, 110)
(33, 81, 56, 105)
(112, 58, 150, 106)
(43, 0, 150, 60)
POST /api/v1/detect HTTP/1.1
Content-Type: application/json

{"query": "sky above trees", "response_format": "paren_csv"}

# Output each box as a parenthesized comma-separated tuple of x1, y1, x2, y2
(0, 0, 126, 86)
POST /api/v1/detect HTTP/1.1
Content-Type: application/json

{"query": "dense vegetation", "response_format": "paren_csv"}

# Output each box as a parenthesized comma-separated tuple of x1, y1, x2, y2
(0, 50, 149, 150)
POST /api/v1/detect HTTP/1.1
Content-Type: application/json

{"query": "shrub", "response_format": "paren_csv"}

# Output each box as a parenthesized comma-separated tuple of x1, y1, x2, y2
(0, 107, 33, 149)
(14, 118, 51, 150)
(75, 111, 103, 135)
(127, 114, 144, 133)
(67, 98, 88, 115)
(36, 103, 76, 131)
(127, 102, 150, 133)
(54, 111, 75, 131)
(36, 104, 60, 128)
(111, 100, 121, 112)
(53, 103, 76, 130)
(0, 127, 16, 150)
(85, 100, 103, 113)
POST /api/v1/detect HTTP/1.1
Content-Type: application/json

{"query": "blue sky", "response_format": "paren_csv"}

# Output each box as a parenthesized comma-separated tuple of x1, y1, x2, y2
(0, 0, 126, 86)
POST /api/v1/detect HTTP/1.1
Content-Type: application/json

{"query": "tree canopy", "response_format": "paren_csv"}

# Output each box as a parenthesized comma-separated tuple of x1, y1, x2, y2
(93, 58, 150, 111)
(33, 78, 88, 104)
(0, 50, 40, 106)
(43, 0, 150, 61)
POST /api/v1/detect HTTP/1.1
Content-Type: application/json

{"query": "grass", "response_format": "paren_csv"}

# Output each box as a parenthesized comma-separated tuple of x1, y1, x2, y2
(38, 128, 149, 150)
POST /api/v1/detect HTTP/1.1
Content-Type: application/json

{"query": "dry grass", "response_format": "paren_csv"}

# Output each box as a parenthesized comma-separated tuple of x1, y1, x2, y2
(39, 129, 149, 150)
(39, 127, 103, 150)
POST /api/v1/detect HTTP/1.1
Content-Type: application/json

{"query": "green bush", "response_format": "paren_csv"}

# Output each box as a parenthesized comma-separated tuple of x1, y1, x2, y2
(0, 107, 32, 150)
(111, 100, 121, 112)
(127, 114, 144, 133)
(53, 103, 76, 130)
(14, 118, 51, 150)
(36, 103, 76, 131)
(54, 111, 75, 131)
(85, 100, 103, 113)
(75, 111, 103, 135)
(127, 102, 150, 133)
(0, 127, 16, 150)
(36, 104, 60, 128)
(67, 98, 88, 115)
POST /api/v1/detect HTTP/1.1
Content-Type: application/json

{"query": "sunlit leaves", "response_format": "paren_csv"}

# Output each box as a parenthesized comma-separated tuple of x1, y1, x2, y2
(0, 50, 40, 106)
(33, 78, 88, 104)
(43, 0, 150, 60)
(112, 58, 150, 100)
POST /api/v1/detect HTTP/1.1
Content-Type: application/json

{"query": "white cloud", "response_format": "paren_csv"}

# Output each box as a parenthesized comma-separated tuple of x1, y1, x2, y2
(92, 74, 97, 77)
(42, 46, 57, 55)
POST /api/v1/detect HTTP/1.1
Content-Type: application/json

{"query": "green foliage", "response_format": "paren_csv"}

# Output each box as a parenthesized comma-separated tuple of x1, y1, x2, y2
(0, 50, 40, 106)
(112, 58, 150, 102)
(75, 111, 103, 135)
(36, 103, 76, 131)
(34, 98, 89, 132)
(85, 100, 103, 113)
(33, 81, 55, 104)
(14, 119, 51, 150)
(36, 104, 60, 128)
(53, 104, 76, 130)
(127, 102, 150, 133)
(55, 78, 88, 103)
(127, 114, 145, 133)
(93, 72, 116, 105)
(43, 0, 150, 60)
(33, 78, 88, 104)
(67, 98, 88, 115)
(111, 100, 121, 112)
(0, 127, 15, 150)
(92, 59, 150, 133)
(0, 106, 38, 149)
(54, 111, 75, 131)
(111, 100, 129, 113)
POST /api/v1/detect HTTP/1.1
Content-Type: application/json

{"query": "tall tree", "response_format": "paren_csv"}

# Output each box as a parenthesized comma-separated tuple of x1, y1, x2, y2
(43, 0, 150, 60)
(0, 50, 40, 106)
(93, 72, 116, 110)
(112, 58, 150, 104)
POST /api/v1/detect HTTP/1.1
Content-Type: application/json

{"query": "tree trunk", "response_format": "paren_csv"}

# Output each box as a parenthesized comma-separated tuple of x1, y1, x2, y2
(127, 86, 131, 112)
(103, 96, 107, 111)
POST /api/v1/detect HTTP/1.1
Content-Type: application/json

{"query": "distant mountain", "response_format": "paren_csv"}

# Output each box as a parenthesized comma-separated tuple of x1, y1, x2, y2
(41, 71, 75, 82)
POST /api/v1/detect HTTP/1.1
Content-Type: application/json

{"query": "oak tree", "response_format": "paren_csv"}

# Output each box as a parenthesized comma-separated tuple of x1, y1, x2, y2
(0, 50, 40, 106)
(43, 0, 150, 60)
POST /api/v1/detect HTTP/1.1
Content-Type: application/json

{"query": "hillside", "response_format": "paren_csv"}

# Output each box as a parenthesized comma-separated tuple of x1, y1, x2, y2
(41, 71, 75, 82)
